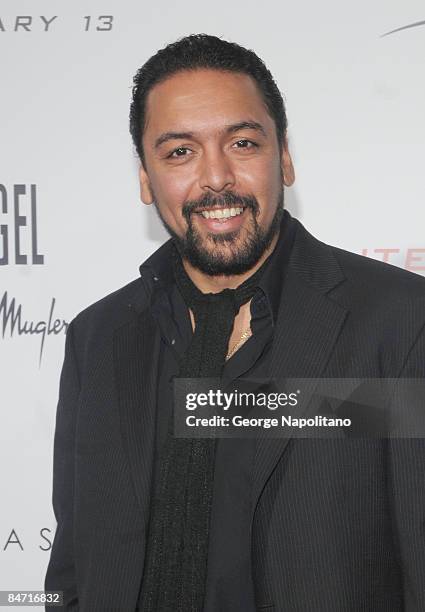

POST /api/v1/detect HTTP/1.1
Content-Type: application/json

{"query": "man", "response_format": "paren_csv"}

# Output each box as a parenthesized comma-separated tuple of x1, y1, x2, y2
(45, 34, 425, 611)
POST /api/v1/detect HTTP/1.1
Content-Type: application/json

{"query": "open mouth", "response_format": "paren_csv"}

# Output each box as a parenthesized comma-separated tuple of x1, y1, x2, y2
(193, 206, 246, 220)
(192, 205, 248, 231)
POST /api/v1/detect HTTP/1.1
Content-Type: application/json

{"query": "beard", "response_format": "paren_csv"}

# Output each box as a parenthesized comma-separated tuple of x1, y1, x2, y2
(152, 188, 284, 277)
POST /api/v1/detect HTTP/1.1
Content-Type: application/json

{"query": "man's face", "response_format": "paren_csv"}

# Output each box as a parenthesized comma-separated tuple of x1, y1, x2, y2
(139, 68, 294, 276)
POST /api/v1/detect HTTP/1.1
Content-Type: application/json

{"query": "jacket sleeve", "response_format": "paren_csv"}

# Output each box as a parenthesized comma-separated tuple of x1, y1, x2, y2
(45, 319, 80, 610)
(388, 324, 425, 611)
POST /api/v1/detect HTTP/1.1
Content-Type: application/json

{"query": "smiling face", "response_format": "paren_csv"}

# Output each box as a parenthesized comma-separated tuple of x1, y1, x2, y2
(139, 68, 295, 277)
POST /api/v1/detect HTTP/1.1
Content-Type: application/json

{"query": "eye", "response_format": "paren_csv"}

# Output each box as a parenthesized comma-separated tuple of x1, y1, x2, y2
(167, 146, 192, 158)
(233, 139, 258, 150)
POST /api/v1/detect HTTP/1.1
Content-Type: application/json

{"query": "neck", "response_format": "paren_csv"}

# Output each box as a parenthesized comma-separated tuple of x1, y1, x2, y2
(182, 228, 280, 294)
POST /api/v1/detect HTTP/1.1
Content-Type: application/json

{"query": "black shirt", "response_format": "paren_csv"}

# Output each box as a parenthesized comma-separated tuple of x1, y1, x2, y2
(143, 210, 296, 611)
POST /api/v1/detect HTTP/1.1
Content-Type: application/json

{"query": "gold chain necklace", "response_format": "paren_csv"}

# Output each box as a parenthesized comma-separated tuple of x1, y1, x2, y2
(225, 325, 252, 361)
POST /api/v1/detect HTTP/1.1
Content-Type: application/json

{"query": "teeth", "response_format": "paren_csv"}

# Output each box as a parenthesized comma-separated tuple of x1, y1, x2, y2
(201, 207, 244, 219)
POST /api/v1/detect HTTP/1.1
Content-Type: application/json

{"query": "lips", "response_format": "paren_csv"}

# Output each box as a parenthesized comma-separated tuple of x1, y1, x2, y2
(193, 205, 248, 232)
(193, 206, 246, 214)
(193, 204, 246, 213)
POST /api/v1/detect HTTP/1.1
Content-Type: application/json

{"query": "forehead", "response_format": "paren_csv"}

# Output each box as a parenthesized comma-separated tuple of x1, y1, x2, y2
(143, 68, 273, 140)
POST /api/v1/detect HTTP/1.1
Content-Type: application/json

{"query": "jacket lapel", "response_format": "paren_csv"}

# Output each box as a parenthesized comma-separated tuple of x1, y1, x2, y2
(113, 239, 175, 528)
(251, 220, 349, 518)
(113, 307, 162, 530)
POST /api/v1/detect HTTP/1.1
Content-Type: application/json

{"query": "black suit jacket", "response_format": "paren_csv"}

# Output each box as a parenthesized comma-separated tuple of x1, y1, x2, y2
(45, 212, 425, 611)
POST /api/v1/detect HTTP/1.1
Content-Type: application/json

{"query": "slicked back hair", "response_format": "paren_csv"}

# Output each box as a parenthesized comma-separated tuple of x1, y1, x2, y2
(129, 33, 287, 166)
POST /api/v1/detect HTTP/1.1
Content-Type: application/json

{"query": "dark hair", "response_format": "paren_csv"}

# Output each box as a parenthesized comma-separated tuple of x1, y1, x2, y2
(129, 33, 287, 166)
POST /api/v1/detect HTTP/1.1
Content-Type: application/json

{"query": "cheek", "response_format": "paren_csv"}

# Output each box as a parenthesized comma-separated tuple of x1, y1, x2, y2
(240, 162, 281, 214)
(239, 154, 281, 190)
(150, 171, 192, 219)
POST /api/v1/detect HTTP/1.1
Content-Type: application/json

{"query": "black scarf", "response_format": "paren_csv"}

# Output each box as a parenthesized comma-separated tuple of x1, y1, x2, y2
(139, 239, 273, 611)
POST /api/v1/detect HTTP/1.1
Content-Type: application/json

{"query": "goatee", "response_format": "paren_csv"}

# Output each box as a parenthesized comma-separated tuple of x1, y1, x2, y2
(152, 189, 284, 277)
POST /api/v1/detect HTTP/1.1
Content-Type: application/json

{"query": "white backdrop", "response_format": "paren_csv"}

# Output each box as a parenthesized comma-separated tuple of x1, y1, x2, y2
(1, 0, 424, 599)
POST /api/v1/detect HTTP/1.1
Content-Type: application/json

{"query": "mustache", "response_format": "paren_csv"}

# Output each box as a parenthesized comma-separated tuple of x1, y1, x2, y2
(182, 191, 259, 220)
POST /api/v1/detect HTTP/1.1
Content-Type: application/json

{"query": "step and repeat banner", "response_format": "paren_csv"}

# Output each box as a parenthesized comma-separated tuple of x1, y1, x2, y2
(1, 0, 424, 600)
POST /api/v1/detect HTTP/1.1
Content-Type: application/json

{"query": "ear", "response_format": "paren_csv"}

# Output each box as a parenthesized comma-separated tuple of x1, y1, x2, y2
(281, 133, 295, 187)
(139, 163, 154, 204)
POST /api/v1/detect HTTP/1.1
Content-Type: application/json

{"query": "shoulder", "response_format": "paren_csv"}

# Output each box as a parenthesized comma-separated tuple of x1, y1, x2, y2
(328, 245, 425, 327)
(331, 244, 425, 299)
(72, 277, 147, 330)
(290, 217, 425, 364)
(290, 215, 425, 303)
(69, 240, 172, 334)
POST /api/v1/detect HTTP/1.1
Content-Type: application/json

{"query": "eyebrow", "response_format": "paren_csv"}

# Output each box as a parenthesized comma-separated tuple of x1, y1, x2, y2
(154, 120, 267, 149)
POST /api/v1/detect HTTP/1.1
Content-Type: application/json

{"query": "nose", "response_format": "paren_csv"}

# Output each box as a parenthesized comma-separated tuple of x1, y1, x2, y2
(198, 146, 236, 193)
